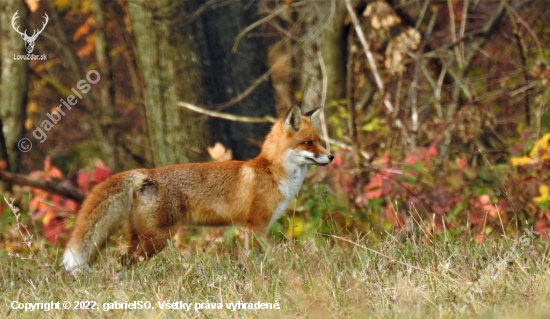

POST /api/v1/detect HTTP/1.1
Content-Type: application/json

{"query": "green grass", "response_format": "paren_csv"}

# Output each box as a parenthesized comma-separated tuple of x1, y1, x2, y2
(3, 222, 550, 319)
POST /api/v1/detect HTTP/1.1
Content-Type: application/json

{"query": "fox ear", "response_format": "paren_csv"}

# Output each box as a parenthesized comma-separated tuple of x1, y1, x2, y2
(304, 107, 319, 117)
(284, 106, 302, 132)
(305, 107, 322, 126)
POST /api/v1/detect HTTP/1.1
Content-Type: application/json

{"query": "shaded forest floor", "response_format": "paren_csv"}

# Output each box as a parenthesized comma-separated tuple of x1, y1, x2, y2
(2, 227, 550, 319)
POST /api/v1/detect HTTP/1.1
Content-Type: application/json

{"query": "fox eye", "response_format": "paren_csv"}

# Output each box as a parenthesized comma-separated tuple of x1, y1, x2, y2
(304, 141, 313, 146)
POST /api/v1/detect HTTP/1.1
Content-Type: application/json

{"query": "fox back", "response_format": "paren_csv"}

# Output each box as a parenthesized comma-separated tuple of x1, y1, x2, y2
(63, 106, 333, 274)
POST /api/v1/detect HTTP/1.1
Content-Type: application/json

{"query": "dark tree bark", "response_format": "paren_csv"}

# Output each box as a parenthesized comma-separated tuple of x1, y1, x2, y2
(0, 1, 28, 173)
(322, 0, 348, 107)
(0, 118, 10, 172)
(187, 0, 276, 160)
(129, 0, 209, 166)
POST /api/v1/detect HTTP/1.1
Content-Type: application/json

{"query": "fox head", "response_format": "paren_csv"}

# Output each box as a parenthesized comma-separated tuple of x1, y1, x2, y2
(261, 106, 334, 167)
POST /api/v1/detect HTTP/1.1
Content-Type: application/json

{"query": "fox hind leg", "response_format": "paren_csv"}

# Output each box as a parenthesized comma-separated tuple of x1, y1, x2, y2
(126, 182, 179, 263)
(125, 209, 176, 263)
(127, 228, 172, 263)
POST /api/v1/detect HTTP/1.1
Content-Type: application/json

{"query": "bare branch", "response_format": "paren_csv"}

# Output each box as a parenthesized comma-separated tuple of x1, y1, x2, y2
(317, 48, 331, 150)
(504, 1, 546, 63)
(0, 170, 85, 203)
(344, 0, 384, 93)
(447, 0, 462, 68)
(232, 5, 288, 53)
(177, 101, 370, 159)
(408, 6, 438, 132)
(508, 5, 531, 125)
(344, 0, 412, 146)
(178, 102, 277, 123)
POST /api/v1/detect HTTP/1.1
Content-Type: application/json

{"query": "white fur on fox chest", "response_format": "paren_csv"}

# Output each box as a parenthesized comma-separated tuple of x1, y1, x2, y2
(269, 158, 308, 228)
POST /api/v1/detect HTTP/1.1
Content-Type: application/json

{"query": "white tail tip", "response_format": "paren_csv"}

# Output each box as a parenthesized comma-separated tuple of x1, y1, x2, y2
(62, 248, 91, 276)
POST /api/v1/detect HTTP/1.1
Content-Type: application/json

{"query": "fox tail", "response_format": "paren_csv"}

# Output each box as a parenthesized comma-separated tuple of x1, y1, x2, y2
(62, 171, 148, 274)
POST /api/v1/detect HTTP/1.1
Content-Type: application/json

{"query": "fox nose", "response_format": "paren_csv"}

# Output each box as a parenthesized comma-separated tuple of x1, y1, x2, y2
(328, 155, 334, 162)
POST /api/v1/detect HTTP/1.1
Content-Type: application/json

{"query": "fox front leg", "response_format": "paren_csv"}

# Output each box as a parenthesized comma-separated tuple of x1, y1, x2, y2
(244, 223, 268, 254)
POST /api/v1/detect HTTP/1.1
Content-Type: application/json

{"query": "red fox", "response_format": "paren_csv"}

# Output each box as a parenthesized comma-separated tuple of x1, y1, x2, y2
(63, 106, 333, 274)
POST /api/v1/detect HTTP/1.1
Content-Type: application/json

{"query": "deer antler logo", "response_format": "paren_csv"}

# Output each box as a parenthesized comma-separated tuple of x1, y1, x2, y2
(11, 11, 49, 54)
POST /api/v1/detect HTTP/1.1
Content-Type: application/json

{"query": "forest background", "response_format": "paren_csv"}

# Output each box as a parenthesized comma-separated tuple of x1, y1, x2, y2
(2, 0, 550, 317)
(1, 0, 548, 245)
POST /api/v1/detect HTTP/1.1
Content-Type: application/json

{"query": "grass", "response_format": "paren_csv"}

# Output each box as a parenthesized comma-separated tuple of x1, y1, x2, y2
(3, 218, 550, 319)
(2, 192, 550, 318)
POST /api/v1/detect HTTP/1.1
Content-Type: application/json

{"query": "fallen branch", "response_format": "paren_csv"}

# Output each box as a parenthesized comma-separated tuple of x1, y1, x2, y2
(177, 101, 371, 160)
(0, 170, 85, 203)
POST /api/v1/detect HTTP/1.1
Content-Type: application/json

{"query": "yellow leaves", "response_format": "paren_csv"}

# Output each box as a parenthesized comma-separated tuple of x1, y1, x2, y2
(294, 91, 303, 103)
(510, 136, 550, 209)
(27, 100, 40, 114)
(53, 0, 72, 9)
(25, 101, 40, 129)
(511, 156, 533, 166)
(110, 46, 125, 58)
(53, 0, 91, 12)
(511, 133, 550, 166)
(534, 185, 550, 205)
(25, 118, 34, 130)
(361, 117, 382, 132)
(286, 216, 304, 238)
(42, 207, 56, 226)
(529, 133, 550, 159)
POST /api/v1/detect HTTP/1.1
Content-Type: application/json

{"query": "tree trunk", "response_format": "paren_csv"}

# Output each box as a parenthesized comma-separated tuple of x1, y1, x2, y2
(322, 0, 348, 107)
(91, 0, 122, 172)
(0, 1, 28, 173)
(188, 0, 276, 160)
(129, 0, 208, 166)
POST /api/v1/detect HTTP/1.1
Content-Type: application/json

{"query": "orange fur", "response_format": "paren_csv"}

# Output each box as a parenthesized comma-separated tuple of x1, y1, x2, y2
(63, 107, 333, 274)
